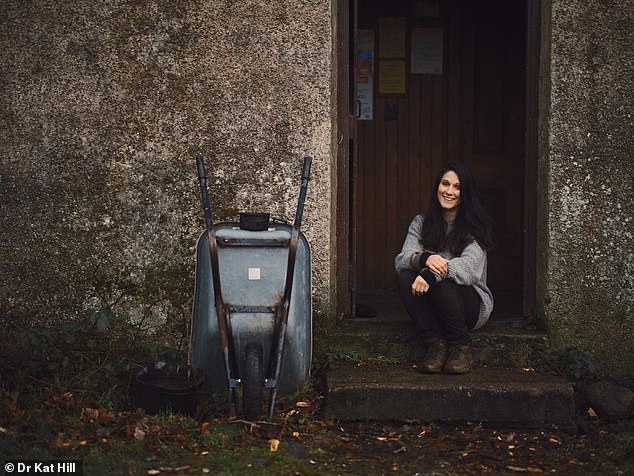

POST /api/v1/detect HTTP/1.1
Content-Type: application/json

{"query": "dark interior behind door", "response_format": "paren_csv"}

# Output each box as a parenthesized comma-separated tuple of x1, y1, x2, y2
(354, 0, 526, 317)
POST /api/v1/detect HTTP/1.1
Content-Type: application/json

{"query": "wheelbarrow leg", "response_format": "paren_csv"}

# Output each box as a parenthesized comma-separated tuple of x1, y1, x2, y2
(267, 157, 312, 418)
(196, 153, 239, 416)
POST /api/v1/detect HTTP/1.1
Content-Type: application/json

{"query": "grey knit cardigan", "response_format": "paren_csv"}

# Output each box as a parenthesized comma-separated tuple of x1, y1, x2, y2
(394, 214, 494, 330)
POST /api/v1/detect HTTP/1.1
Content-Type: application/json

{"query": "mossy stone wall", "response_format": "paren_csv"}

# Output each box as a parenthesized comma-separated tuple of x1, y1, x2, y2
(3, 0, 633, 377)
(544, 0, 634, 376)
(0, 0, 334, 333)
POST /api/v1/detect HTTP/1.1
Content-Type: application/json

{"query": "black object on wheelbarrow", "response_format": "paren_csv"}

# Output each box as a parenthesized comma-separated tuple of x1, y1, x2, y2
(190, 154, 312, 420)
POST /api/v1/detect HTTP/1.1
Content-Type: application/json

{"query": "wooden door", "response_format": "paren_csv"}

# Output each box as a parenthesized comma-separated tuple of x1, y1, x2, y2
(354, 0, 526, 313)
(461, 0, 526, 309)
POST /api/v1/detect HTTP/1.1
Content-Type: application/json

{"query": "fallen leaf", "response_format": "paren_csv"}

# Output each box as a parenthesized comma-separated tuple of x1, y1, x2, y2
(134, 427, 146, 441)
(268, 438, 280, 452)
(81, 408, 99, 422)
(507, 466, 543, 473)
(201, 422, 210, 434)
(97, 407, 114, 421)
(50, 391, 76, 411)
(147, 470, 160, 475)
(587, 407, 598, 418)
(296, 401, 311, 408)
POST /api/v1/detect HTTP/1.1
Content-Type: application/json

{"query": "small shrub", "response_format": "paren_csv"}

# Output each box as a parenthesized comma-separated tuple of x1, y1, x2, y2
(536, 345, 599, 383)
(1, 305, 187, 411)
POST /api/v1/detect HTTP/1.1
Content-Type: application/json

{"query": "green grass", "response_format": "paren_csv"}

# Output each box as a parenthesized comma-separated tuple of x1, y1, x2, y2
(83, 442, 149, 476)
(77, 432, 332, 476)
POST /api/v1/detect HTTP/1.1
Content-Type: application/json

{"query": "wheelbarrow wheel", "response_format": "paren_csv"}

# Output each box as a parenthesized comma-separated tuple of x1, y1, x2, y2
(243, 342, 264, 421)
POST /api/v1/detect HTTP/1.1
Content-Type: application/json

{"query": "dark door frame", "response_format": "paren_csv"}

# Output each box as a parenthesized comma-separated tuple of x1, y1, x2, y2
(335, 0, 542, 321)
(523, 0, 541, 323)
(335, 0, 354, 318)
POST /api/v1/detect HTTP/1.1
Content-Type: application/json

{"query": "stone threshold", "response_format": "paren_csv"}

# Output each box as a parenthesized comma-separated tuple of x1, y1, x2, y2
(324, 362, 575, 431)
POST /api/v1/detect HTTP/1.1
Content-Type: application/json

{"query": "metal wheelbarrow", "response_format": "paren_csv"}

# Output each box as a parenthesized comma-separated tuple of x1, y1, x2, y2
(190, 154, 312, 420)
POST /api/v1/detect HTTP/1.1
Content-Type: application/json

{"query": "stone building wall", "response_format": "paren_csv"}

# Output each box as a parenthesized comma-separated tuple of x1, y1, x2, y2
(544, 0, 634, 375)
(0, 1, 334, 334)
(2, 0, 633, 377)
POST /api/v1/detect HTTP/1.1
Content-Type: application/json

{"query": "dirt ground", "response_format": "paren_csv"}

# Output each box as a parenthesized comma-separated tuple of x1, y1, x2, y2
(2, 389, 633, 475)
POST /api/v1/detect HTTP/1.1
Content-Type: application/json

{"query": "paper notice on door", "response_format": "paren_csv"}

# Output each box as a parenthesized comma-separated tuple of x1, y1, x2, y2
(356, 30, 374, 120)
(379, 17, 406, 59)
(379, 60, 406, 95)
(411, 28, 444, 74)
(248, 268, 261, 280)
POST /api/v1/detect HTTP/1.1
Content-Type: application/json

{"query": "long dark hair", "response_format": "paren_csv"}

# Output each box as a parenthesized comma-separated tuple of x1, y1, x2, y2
(420, 162, 493, 253)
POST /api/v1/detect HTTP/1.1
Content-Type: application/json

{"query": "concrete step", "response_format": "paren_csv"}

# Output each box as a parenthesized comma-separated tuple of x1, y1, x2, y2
(327, 318, 545, 367)
(324, 363, 575, 430)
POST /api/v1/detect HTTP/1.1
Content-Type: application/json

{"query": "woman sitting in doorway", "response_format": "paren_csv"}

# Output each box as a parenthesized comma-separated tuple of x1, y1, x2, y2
(395, 162, 493, 375)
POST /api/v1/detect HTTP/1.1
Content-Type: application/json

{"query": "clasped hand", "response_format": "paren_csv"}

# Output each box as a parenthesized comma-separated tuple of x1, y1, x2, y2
(411, 254, 449, 296)
(425, 254, 448, 276)
(411, 275, 430, 296)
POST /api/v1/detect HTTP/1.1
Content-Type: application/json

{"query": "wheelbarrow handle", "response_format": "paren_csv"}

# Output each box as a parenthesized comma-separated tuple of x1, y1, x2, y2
(196, 153, 214, 234)
(268, 155, 313, 418)
(293, 156, 312, 230)
(301, 156, 312, 182)
(196, 153, 207, 180)
(195, 153, 238, 416)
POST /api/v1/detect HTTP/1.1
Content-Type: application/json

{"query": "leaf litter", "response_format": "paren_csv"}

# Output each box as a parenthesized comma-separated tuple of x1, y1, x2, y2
(1, 389, 633, 475)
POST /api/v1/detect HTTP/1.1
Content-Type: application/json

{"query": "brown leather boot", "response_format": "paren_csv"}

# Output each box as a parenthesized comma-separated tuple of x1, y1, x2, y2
(443, 344, 472, 374)
(418, 337, 448, 374)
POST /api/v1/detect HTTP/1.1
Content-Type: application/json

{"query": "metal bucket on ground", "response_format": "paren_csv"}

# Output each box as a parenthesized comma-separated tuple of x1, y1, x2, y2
(134, 361, 204, 416)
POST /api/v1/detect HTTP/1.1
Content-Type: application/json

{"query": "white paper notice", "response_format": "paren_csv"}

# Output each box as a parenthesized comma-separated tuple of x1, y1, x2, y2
(248, 268, 261, 280)
(356, 30, 375, 120)
(411, 28, 444, 74)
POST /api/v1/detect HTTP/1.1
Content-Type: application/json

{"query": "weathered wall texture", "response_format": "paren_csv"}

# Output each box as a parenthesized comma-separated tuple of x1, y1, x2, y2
(545, 0, 634, 375)
(0, 1, 333, 333)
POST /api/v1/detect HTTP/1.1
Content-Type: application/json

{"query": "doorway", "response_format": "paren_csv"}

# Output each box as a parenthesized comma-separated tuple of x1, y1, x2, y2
(337, 0, 539, 321)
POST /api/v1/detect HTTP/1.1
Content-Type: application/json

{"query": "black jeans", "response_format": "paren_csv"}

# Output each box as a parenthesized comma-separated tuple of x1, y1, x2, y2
(397, 270, 480, 345)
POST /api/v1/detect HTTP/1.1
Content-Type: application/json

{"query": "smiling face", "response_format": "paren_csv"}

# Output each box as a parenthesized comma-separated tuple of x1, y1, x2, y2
(437, 170, 461, 219)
